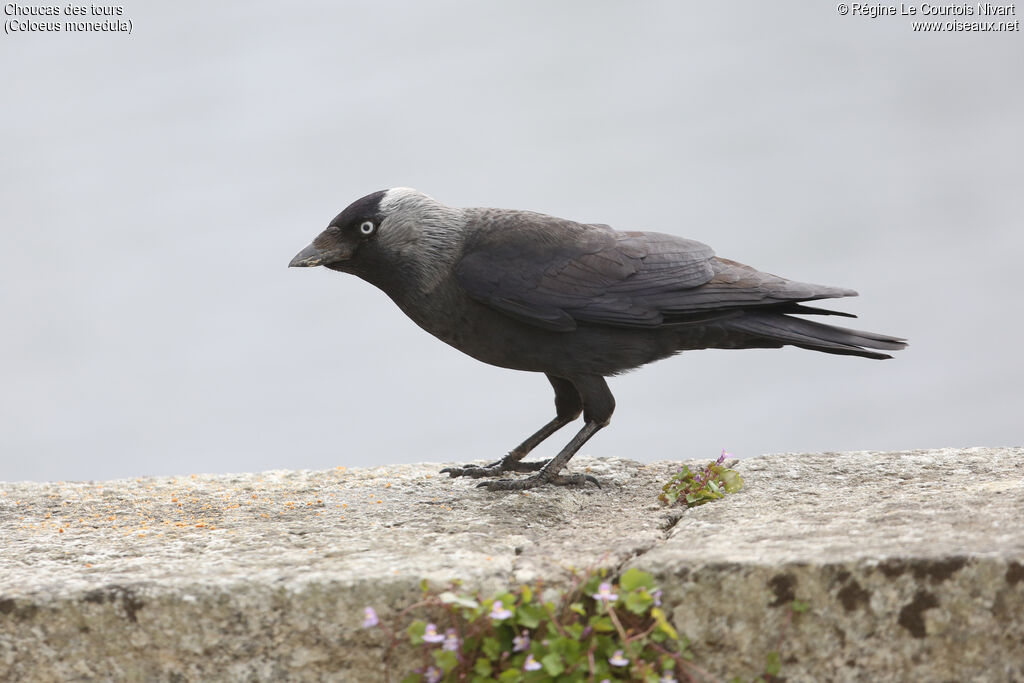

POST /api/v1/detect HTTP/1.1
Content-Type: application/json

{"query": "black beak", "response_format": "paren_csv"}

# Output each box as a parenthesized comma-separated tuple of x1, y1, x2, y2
(289, 243, 324, 268)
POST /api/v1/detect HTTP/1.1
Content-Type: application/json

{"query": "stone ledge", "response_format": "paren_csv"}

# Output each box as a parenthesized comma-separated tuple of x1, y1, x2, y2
(1, 447, 1022, 681)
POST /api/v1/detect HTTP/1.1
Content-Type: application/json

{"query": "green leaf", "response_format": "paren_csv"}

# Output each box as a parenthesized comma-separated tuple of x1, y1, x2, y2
(439, 591, 480, 609)
(589, 615, 615, 632)
(517, 603, 543, 629)
(569, 602, 586, 616)
(474, 657, 493, 677)
(407, 620, 427, 644)
(619, 567, 655, 592)
(497, 670, 523, 682)
(582, 573, 604, 597)
(719, 468, 744, 493)
(549, 635, 581, 661)
(400, 675, 420, 683)
(791, 599, 810, 613)
(541, 652, 565, 677)
(433, 648, 458, 672)
(764, 651, 781, 676)
(420, 578, 430, 594)
(624, 590, 653, 615)
(521, 584, 533, 603)
(496, 592, 517, 607)
(651, 607, 679, 640)
(482, 636, 502, 661)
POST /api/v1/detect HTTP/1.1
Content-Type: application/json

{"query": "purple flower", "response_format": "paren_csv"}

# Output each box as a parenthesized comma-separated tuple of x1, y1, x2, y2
(422, 623, 445, 643)
(361, 607, 378, 628)
(660, 675, 678, 683)
(513, 629, 531, 652)
(652, 588, 663, 607)
(523, 654, 542, 671)
(424, 665, 442, 683)
(609, 649, 629, 667)
(717, 448, 731, 465)
(489, 599, 512, 620)
(442, 628, 460, 651)
(592, 581, 618, 603)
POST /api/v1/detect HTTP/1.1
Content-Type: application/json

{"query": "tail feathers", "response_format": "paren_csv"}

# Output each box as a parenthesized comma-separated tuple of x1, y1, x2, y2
(773, 301, 858, 318)
(728, 312, 908, 359)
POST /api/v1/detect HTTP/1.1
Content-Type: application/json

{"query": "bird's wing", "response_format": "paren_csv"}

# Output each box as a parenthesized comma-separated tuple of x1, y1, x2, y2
(455, 212, 859, 332)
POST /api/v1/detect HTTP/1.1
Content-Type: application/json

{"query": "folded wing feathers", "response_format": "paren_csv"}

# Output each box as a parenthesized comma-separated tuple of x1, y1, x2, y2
(458, 223, 877, 332)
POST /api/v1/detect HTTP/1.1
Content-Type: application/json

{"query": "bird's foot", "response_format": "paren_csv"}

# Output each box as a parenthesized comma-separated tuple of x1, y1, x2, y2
(477, 472, 600, 491)
(441, 457, 547, 479)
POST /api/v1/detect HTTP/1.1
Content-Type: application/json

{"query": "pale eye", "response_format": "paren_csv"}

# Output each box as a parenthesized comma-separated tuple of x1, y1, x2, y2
(359, 220, 375, 235)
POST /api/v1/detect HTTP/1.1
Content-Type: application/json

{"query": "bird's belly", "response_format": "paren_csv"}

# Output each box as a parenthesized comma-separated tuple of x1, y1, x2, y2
(405, 297, 679, 376)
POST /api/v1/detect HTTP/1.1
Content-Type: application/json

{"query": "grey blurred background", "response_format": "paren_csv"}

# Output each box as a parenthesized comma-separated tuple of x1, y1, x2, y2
(1, 1, 1021, 482)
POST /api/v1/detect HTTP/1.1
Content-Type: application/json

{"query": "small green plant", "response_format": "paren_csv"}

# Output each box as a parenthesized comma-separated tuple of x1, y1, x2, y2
(659, 450, 744, 508)
(363, 568, 693, 682)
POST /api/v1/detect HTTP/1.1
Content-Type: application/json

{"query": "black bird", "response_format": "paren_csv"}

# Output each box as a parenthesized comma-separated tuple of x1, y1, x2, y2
(290, 189, 906, 490)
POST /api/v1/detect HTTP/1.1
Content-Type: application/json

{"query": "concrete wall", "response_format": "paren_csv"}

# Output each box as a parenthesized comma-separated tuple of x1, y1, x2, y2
(2, 447, 1022, 681)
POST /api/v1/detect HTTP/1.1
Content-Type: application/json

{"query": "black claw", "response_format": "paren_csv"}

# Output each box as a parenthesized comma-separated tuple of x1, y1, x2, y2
(441, 458, 548, 479)
(475, 472, 602, 491)
(442, 465, 501, 479)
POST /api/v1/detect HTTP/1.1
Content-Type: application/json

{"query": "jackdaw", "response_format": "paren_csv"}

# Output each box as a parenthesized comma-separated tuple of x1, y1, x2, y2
(290, 188, 906, 490)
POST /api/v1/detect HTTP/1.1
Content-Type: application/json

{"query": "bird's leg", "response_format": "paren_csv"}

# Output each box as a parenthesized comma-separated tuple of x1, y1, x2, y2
(479, 375, 614, 491)
(441, 375, 582, 479)
(441, 415, 575, 478)
(478, 420, 606, 490)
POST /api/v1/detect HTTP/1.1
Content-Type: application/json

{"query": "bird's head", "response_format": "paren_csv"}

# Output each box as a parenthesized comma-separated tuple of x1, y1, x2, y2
(289, 188, 465, 291)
